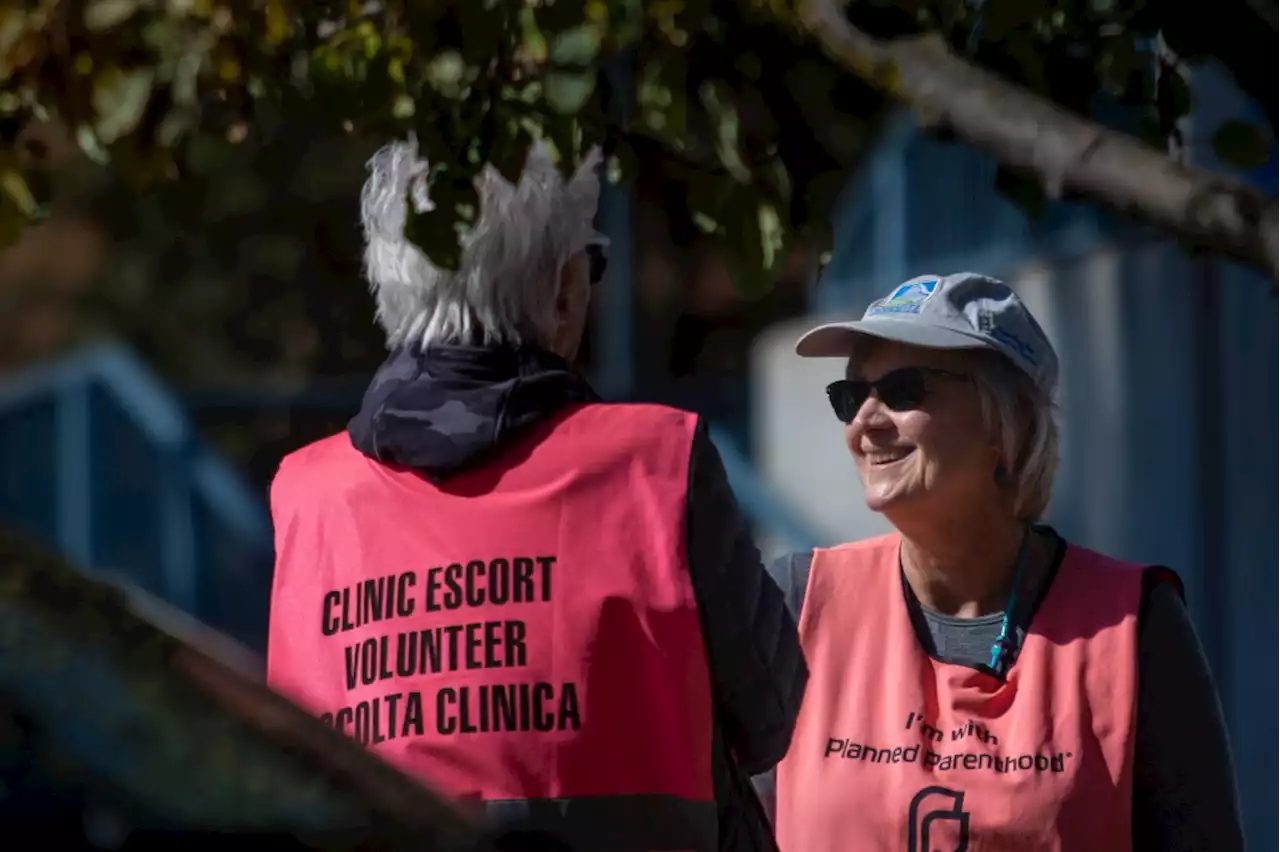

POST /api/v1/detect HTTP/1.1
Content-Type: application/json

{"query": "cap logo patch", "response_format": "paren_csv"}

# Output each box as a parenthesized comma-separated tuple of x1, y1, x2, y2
(865, 278, 939, 316)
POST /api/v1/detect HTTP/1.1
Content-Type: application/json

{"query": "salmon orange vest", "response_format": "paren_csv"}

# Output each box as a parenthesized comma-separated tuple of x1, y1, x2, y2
(776, 534, 1155, 852)
(267, 403, 716, 851)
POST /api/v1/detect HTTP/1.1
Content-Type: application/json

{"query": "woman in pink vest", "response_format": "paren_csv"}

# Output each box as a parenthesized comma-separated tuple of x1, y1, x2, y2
(267, 137, 804, 852)
(769, 273, 1243, 851)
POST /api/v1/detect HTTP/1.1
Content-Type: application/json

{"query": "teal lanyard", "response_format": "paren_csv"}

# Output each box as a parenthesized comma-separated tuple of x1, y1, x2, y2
(987, 525, 1032, 674)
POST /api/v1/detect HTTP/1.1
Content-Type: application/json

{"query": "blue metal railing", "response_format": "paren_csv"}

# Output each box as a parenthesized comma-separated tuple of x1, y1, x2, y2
(0, 343, 274, 649)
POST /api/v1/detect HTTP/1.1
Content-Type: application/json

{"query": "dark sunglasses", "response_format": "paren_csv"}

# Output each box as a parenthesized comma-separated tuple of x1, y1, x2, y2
(826, 366, 967, 423)
(587, 244, 608, 286)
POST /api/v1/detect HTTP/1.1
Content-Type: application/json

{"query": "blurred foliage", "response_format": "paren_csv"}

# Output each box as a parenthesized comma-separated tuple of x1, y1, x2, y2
(0, 524, 491, 850)
(0, 0, 1273, 298)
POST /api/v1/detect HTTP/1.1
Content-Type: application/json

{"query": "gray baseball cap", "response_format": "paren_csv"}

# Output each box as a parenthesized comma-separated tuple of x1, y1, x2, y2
(795, 272, 1059, 396)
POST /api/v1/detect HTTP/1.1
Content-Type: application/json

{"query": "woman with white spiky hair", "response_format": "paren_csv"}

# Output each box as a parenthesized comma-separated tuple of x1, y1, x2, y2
(266, 137, 806, 852)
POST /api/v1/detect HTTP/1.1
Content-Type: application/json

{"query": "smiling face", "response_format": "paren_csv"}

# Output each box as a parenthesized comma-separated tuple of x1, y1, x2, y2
(844, 341, 1003, 520)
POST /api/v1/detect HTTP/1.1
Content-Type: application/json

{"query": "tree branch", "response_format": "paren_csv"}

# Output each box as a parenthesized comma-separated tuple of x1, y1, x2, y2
(798, 0, 1279, 279)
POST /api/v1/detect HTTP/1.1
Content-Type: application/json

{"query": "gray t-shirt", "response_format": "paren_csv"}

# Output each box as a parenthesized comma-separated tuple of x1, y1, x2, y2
(768, 529, 1244, 852)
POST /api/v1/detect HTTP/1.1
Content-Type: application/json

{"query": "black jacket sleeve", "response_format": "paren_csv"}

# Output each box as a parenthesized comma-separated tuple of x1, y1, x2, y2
(1132, 575, 1245, 852)
(685, 421, 808, 776)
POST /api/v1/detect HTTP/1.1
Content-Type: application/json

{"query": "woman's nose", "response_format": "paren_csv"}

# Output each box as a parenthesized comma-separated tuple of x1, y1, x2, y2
(853, 392, 889, 428)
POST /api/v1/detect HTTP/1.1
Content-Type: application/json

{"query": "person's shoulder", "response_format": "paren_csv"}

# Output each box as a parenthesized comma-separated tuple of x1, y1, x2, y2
(769, 534, 896, 576)
(275, 432, 357, 478)
(571, 401, 700, 435)
(817, 533, 900, 561)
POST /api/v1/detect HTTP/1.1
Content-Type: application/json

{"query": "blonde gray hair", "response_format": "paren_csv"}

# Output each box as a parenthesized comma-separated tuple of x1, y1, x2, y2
(359, 137, 606, 349)
(967, 349, 1060, 521)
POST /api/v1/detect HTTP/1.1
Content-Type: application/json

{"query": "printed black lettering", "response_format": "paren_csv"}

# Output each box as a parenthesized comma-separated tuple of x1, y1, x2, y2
(558, 682, 581, 730)
(371, 696, 386, 745)
(465, 560, 487, 607)
(354, 701, 371, 745)
(336, 707, 353, 734)
(459, 685, 478, 733)
(384, 692, 402, 741)
(402, 691, 425, 737)
(422, 628, 442, 673)
(437, 687, 458, 734)
(322, 591, 341, 636)
(465, 622, 484, 670)
(825, 738, 846, 757)
(359, 577, 385, 625)
(536, 556, 555, 601)
(484, 621, 503, 667)
(512, 557, 535, 602)
(424, 566, 443, 612)
(396, 572, 416, 617)
(489, 558, 510, 604)
(410, 621, 526, 675)
(339, 587, 355, 631)
(505, 621, 527, 666)
(396, 631, 418, 676)
(443, 624, 463, 669)
(443, 563, 464, 609)
(493, 685, 517, 729)
(343, 644, 359, 690)
(533, 682, 555, 732)
(360, 637, 378, 685)
(376, 635, 394, 680)
(434, 683, 582, 735)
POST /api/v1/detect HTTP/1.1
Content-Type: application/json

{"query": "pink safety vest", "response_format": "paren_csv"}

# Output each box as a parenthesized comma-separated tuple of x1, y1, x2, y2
(266, 403, 716, 850)
(776, 533, 1153, 852)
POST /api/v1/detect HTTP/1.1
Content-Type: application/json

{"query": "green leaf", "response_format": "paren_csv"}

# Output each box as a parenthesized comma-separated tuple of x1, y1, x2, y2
(84, 0, 141, 31)
(719, 186, 787, 298)
(0, 169, 37, 216)
(548, 24, 601, 67)
(92, 66, 155, 144)
(545, 72, 595, 115)
(1211, 120, 1273, 171)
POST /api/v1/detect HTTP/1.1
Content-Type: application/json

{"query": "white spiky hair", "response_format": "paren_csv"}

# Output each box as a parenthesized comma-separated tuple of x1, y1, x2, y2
(359, 136, 607, 349)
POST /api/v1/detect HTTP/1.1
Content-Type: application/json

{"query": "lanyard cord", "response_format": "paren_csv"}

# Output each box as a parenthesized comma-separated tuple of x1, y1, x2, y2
(988, 525, 1033, 674)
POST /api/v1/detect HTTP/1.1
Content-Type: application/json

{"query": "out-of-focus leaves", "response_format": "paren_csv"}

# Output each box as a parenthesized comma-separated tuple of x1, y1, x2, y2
(91, 67, 155, 143)
(84, 0, 143, 32)
(0, 0, 1272, 294)
(545, 71, 595, 114)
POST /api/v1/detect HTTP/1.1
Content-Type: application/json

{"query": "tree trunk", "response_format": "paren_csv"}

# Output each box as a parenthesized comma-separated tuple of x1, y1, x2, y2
(798, 0, 1279, 280)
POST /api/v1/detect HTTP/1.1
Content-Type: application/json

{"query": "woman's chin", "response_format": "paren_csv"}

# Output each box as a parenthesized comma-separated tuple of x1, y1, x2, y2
(862, 484, 921, 515)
